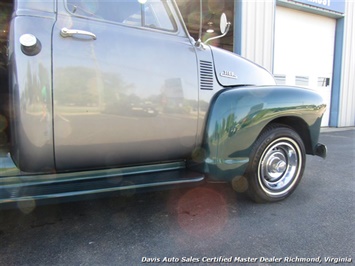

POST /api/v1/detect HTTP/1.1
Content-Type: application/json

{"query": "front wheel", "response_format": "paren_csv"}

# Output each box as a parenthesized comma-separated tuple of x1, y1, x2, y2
(246, 124, 306, 202)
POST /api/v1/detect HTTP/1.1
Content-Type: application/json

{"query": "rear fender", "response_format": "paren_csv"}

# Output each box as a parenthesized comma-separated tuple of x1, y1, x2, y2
(200, 85, 326, 181)
(9, 14, 56, 172)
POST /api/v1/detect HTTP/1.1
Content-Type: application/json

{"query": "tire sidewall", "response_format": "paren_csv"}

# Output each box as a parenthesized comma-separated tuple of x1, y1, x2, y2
(247, 126, 306, 202)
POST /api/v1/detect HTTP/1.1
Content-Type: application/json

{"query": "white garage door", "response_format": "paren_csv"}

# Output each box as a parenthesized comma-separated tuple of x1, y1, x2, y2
(274, 6, 336, 127)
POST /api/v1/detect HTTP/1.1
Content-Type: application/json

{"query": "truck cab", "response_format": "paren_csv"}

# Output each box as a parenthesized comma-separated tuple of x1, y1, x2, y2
(0, 0, 326, 206)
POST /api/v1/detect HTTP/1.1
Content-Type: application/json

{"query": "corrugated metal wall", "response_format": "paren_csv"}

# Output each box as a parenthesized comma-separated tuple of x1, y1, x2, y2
(239, 0, 275, 72)
(338, 1, 355, 127)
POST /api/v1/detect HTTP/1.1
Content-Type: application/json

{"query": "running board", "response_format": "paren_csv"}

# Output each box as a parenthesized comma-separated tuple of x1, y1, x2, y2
(0, 162, 205, 204)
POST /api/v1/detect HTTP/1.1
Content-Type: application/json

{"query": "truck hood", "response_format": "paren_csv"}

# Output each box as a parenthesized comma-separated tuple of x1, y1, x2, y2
(210, 46, 276, 87)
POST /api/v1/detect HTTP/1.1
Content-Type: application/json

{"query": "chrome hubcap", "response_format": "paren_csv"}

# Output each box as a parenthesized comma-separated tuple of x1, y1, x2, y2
(258, 138, 302, 195)
(265, 151, 287, 181)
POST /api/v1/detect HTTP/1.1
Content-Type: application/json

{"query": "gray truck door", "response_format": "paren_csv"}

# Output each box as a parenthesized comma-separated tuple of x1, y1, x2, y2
(52, 0, 199, 170)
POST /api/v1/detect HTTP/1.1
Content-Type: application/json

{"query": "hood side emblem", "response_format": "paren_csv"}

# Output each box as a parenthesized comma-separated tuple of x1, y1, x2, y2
(220, 70, 238, 79)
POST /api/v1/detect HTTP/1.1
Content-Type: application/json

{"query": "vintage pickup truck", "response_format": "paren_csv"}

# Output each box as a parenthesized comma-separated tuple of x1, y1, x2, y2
(0, 0, 326, 207)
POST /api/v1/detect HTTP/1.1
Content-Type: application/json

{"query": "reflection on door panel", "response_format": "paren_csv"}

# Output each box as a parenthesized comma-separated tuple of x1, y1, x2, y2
(53, 0, 199, 170)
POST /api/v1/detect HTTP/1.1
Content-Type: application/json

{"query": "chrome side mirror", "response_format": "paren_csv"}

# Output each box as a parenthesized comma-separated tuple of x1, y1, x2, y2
(220, 13, 229, 34)
(205, 13, 231, 44)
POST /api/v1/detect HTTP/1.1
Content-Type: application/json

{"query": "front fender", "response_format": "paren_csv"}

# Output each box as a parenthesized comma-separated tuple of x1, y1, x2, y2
(201, 85, 326, 180)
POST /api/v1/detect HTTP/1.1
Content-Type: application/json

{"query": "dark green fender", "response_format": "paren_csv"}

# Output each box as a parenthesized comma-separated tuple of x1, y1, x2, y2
(200, 85, 326, 181)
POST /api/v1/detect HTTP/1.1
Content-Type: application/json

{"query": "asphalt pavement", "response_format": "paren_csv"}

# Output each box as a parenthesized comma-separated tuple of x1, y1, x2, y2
(0, 128, 354, 266)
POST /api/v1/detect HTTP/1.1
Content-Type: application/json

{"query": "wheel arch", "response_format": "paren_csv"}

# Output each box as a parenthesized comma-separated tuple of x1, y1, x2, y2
(262, 116, 313, 155)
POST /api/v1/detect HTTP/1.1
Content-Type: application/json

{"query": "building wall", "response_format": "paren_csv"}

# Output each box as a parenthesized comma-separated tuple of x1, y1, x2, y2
(338, 1, 355, 127)
(236, 0, 354, 127)
(238, 0, 275, 72)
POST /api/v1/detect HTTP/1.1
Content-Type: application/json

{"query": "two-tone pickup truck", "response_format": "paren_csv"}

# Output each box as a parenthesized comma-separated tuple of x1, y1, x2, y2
(0, 0, 326, 207)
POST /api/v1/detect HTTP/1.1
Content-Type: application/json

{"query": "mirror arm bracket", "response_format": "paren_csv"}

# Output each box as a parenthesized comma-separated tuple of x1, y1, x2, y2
(204, 22, 231, 44)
